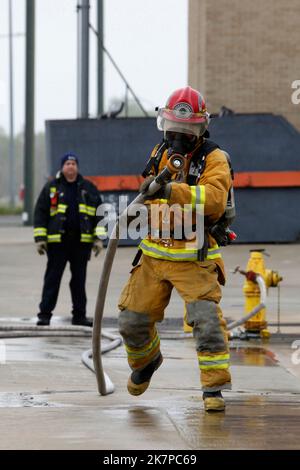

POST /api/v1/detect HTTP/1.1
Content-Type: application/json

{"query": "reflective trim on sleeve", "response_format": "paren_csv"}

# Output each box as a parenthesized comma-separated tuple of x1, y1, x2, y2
(79, 204, 97, 216)
(34, 227, 47, 237)
(80, 233, 94, 243)
(94, 226, 107, 237)
(47, 234, 61, 243)
(190, 185, 205, 209)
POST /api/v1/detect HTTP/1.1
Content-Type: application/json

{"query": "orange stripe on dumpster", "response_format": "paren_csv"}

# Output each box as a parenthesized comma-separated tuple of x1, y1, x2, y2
(86, 175, 144, 191)
(86, 171, 300, 191)
(234, 171, 300, 188)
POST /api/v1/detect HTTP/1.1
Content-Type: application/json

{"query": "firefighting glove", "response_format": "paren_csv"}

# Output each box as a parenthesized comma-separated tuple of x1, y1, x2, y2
(92, 239, 103, 257)
(139, 176, 171, 200)
(36, 241, 47, 255)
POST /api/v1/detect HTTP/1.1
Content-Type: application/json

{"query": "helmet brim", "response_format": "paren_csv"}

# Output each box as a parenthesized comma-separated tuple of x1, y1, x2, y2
(157, 107, 210, 137)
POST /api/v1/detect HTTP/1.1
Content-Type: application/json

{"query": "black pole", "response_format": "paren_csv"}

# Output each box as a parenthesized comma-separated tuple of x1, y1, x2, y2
(97, 0, 104, 116)
(23, 0, 35, 226)
(89, 23, 148, 117)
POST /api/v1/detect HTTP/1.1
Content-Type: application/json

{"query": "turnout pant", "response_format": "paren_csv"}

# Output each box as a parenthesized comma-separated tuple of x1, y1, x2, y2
(118, 255, 231, 392)
(38, 240, 91, 320)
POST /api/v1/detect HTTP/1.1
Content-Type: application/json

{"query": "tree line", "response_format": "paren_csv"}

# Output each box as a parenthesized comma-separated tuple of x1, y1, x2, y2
(0, 128, 46, 206)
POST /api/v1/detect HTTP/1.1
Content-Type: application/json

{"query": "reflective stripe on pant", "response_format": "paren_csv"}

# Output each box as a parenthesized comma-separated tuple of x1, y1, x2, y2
(186, 301, 231, 391)
(118, 255, 231, 390)
(118, 309, 161, 370)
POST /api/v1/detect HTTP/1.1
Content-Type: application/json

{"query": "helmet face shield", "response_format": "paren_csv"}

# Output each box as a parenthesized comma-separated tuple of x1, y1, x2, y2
(156, 86, 210, 138)
(157, 107, 210, 138)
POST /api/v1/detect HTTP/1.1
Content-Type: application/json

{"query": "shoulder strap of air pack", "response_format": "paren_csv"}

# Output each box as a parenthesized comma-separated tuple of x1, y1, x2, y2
(142, 139, 225, 183)
(186, 139, 220, 186)
(142, 141, 167, 177)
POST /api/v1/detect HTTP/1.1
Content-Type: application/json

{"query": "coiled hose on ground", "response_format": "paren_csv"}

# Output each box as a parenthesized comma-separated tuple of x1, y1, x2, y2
(0, 320, 122, 395)
(0, 271, 267, 395)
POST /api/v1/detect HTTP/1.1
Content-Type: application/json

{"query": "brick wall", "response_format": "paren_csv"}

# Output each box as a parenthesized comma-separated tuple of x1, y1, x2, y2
(188, 0, 300, 129)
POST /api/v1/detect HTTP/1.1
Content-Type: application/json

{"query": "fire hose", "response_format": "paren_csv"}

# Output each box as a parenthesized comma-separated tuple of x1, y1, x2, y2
(0, 155, 187, 396)
(227, 271, 266, 330)
(92, 154, 188, 395)
(0, 156, 267, 396)
(91, 156, 268, 395)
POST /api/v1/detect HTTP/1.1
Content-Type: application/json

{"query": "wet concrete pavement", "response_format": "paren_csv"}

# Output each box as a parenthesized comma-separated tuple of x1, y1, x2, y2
(1, 225, 300, 449)
(1, 333, 300, 450)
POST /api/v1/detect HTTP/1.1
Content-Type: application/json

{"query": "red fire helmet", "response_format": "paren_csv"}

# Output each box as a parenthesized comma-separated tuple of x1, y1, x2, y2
(157, 86, 210, 137)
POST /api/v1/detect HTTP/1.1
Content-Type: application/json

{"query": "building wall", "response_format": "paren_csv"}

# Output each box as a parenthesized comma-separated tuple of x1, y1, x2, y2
(188, 0, 300, 130)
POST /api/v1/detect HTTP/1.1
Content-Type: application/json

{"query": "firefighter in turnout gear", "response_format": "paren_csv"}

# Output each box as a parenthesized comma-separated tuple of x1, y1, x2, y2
(118, 87, 233, 412)
(34, 153, 106, 327)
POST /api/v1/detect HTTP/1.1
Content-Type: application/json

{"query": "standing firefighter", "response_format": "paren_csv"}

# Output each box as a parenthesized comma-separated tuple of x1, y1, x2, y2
(118, 87, 234, 412)
(34, 153, 105, 327)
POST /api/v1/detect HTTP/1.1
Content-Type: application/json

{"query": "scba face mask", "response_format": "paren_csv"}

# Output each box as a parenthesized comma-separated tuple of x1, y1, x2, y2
(165, 131, 198, 155)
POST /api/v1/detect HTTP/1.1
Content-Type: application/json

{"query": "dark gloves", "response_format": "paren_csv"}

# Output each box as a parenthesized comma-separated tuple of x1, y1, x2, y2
(139, 176, 171, 200)
(139, 175, 155, 194)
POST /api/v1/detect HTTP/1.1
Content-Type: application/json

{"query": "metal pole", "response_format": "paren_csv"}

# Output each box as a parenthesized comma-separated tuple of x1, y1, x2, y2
(23, 0, 35, 226)
(125, 84, 129, 118)
(8, 0, 15, 207)
(97, 0, 104, 116)
(89, 23, 148, 117)
(77, 0, 90, 118)
(76, 1, 81, 117)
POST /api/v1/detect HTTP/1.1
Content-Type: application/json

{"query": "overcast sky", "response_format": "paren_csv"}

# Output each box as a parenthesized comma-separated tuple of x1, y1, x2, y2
(0, 0, 188, 134)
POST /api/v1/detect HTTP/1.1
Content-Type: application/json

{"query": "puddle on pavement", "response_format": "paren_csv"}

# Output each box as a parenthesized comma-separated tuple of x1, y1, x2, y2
(229, 347, 278, 367)
(3, 337, 98, 362)
(2, 337, 278, 368)
(164, 394, 300, 450)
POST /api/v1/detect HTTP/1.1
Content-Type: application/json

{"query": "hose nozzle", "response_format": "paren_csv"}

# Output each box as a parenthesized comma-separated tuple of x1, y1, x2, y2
(155, 154, 186, 186)
(167, 154, 186, 173)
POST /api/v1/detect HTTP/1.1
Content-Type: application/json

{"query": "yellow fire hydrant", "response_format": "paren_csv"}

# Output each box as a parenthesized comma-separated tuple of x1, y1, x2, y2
(243, 249, 282, 337)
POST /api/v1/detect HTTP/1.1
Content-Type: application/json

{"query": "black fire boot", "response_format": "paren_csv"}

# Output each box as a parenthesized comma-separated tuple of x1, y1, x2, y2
(127, 353, 163, 396)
